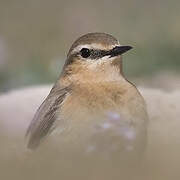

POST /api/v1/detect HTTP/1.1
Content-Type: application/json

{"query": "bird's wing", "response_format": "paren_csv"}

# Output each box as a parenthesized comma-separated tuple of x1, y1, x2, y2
(26, 85, 70, 149)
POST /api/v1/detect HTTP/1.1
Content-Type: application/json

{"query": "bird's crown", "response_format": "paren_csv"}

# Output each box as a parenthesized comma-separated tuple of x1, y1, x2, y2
(68, 32, 119, 55)
(66, 33, 132, 64)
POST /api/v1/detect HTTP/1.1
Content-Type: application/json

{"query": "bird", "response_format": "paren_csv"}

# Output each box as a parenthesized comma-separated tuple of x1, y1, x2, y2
(26, 32, 148, 161)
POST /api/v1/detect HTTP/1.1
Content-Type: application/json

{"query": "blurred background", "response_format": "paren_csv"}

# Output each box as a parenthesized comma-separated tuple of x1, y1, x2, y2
(0, 0, 180, 92)
(0, 1, 180, 180)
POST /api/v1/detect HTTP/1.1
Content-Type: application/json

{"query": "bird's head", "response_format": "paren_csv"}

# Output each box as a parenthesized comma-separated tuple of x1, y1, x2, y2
(61, 33, 132, 82)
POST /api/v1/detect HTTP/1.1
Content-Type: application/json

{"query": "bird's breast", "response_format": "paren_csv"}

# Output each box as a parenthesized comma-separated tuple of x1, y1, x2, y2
(59, 81, 147, 126)
(54, 81, 148, 158)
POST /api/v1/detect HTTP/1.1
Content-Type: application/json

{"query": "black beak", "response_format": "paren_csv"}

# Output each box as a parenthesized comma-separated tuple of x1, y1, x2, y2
(109, 46, 133, 57)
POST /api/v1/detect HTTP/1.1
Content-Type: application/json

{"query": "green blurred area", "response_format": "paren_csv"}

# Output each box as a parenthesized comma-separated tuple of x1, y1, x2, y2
(0, 0, 179, 91)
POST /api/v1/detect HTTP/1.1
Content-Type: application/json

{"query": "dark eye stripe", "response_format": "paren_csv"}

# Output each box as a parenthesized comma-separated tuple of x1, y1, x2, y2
(89, 50, 110, 59)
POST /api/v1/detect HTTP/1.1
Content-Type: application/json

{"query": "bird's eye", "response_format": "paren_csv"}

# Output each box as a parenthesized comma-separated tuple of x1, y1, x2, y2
(80, 48, 91, 58)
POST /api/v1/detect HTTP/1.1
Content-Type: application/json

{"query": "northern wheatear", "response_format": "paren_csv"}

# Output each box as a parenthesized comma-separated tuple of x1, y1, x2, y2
(26, 33, 148, 156)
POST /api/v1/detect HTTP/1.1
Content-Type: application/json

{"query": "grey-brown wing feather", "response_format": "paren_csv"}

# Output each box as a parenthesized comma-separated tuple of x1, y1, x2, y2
(26, 85, 70, 149)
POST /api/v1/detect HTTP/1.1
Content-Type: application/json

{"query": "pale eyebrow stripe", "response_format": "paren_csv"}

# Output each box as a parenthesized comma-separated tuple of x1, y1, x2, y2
(71, 43, 119, 54)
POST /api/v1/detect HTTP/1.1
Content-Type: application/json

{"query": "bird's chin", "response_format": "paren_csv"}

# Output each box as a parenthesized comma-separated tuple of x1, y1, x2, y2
(109, 56, 122, 66)
(92, 56, 122, 65)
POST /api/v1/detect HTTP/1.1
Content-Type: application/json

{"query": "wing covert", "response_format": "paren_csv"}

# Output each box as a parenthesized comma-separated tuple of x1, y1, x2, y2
(26, 85, 70, 149)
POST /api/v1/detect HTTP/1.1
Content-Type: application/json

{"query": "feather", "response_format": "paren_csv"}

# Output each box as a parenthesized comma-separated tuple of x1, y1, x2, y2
(26, 85, 70, 149)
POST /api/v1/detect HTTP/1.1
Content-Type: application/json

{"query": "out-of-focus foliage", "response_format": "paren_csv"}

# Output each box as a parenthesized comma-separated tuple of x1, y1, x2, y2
(0, 0, 180, 91)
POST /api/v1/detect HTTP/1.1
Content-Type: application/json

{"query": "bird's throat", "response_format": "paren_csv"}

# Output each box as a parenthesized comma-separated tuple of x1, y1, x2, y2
(61, 58, 124, 84)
